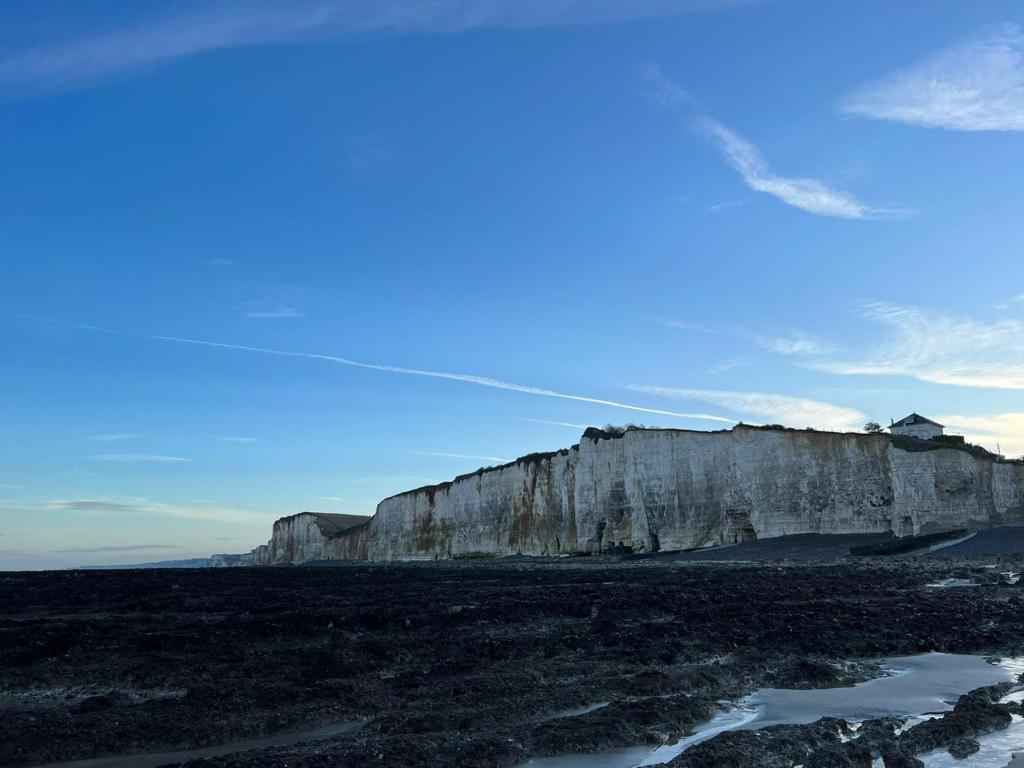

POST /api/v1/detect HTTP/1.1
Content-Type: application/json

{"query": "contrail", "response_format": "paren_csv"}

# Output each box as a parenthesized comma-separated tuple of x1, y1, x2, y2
(15, 314, 736, 424)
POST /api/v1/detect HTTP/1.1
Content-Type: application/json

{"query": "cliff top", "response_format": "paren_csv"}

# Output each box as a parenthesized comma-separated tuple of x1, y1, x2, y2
(380, 448, 574, 503)
(276, 512, 371, 538)
(379, 423, 1019, 505)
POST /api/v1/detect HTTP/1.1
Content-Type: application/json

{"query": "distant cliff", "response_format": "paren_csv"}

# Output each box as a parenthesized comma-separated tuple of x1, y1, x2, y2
(247, 425, 1024, 564)
(241, 512, 370, 565)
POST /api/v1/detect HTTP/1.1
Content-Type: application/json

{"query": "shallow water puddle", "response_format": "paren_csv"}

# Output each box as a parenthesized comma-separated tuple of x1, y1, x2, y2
(519, 706, 759, 768)
(919, 669, 1024, 768)
(746, 652, 1009, 727)
(519, 654, 1017, 768)
(29, 720, 364, 768)
(925, 577, 979, 588)
(919, 715, 1024, 768)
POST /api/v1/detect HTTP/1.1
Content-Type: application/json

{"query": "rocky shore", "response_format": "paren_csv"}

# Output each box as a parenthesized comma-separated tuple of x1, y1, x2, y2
(3, 555, 1024, 767)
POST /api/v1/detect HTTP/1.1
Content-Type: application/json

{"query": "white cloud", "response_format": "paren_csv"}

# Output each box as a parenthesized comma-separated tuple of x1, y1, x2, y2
(214, 435, 258, 443)
(707, 200, 745, 214)
(696, 116, 909, 219)
(47, 498, 268, 524)
(91, 454, 193, 463)
(84, 433, 138, 442)
(842, 25, 1024, 131)
(706, 358, 748, 374)
(206, 258, 236, 266)
(149, 334, 736, 424)
(627, 386, 865, 431)
(0, 1, 756, 94)
(643, 66, 904, 220)
(412, 451, 513, 464)
(52, 544, 180, 554)
(662, 319, 836, 356)
(936, 413, 1024, 458)
(319, 496, 345, 502)
(753, 330, 836, 356)
(239, 301, 305, 319)
(346, 475, 436, 485)
(21, 315, 735, 425)
(810, 302, 1024, 390)
(512, 417, 591, 429)
(0, 484, 20, 490)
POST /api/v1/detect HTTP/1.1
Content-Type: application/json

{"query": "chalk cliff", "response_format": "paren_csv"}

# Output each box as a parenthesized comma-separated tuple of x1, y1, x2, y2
(241, 512, 370, 565)
(247, 426, 1024, 563)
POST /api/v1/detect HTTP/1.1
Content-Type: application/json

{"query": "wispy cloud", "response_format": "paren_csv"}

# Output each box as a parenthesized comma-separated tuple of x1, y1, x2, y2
(0, 484, 20, 490)
(411, 451, 513, 464)
(662, 318, 836, 356)
(91, 454, 193, 463)
(707, 199, 745, 214)
(627, 386, 865, 431)
(52, 544, 181, 554)
(706, 358, 748, 374)
(0, 1, 757, 94)
(809, 302, 1024, 390)
(19, 315, 734, 424)
(645, 66, 908, 220)
(62, 466, 97, 478)
(319, 496, 345, 502)
(238, 301, 305, 319)
(696, 116, 908, 219)
(50, 500, 140, 513)
(0, 4, 334, 93)
(346, 475, 436, 485)
(841, 25, 1024, 131)
(512, 417, 591, 429)
(206, 258, 236, 267)
(48, 498, 268, 524)
(213, 435, 258, 443)
(84, 433, 138, 442)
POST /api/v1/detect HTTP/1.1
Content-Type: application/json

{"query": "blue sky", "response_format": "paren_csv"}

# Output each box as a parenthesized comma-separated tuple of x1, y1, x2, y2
(2, 0, 1024, 568)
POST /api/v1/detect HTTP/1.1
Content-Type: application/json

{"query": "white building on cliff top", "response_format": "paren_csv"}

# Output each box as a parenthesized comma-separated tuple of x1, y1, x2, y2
(888, 413, 944, 440)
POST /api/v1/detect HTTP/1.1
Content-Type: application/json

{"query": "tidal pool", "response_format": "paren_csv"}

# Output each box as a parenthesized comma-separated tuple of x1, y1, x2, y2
(519, 653, 1019, 768)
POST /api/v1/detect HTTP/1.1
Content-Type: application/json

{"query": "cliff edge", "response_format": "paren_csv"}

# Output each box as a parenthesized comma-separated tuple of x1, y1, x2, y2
(245, 425, 1024, 564)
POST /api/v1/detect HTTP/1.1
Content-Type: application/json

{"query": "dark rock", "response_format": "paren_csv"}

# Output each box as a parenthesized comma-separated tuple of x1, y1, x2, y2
(948, 736, 980, 758)
(804, 744, 857, 767)
(854, 717, 902, 756)
(73, 690, 133, 714)
(899, 685, 1013, 755)
(670, 717, 847, 767)
(4, 560, 1024, 767)
(882, 749, 925, 767)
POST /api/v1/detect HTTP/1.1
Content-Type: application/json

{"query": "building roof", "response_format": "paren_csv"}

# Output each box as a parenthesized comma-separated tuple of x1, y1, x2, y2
(890, 413, 944, 429)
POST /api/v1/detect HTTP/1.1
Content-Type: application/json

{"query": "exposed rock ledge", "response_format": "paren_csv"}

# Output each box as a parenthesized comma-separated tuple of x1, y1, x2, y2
(243, 425, 1024, 564)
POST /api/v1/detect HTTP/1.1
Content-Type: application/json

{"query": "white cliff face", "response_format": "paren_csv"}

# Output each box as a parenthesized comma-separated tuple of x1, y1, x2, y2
(244, 513, 370, 564)
(365, 426, 1024, 561)
(370, 449, 577, 560)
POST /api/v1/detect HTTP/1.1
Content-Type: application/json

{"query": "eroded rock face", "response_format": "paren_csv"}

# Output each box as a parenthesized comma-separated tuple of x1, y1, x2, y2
(365, 426, 1024, 561)
(244, 513, 370, 564)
